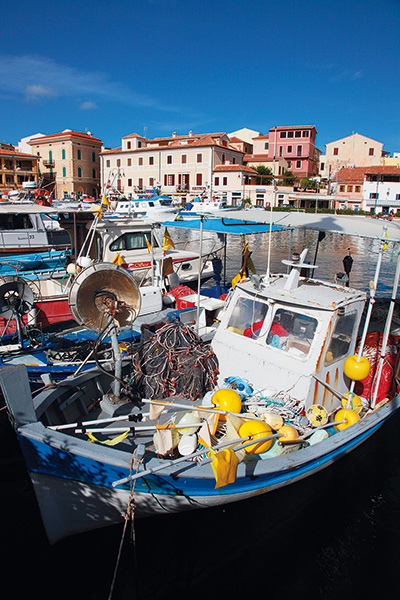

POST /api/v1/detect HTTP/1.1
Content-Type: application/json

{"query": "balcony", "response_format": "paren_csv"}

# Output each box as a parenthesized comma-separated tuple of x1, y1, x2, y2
(42, 160, 55, 168)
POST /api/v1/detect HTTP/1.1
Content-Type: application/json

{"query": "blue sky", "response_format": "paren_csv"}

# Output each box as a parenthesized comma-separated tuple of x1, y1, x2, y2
(1, 0, 399, 153)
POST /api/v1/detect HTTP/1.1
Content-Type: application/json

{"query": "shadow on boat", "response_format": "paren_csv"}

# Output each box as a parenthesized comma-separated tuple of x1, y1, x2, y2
(2, 406, 400, 600)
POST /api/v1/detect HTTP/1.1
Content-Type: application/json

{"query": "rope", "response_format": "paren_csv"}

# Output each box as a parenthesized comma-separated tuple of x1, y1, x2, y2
(108, 448, 143, 600)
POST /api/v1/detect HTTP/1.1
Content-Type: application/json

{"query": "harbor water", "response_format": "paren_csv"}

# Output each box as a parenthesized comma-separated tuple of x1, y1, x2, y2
(2, 228, 400, 600)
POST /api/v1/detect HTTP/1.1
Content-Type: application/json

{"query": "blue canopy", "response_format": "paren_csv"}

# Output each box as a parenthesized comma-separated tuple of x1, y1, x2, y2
(161, 217, 284, 235)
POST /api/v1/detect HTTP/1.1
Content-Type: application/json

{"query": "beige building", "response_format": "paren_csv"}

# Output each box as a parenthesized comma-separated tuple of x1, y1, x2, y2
(28, 130, 103, 199)
(101, 131, 248, 203)
(320, 133, 383, 183)
(0, 147, 39, 195)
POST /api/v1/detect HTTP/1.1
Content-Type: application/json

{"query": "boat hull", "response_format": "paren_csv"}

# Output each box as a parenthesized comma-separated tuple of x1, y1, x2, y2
(15, 396, 400, 544)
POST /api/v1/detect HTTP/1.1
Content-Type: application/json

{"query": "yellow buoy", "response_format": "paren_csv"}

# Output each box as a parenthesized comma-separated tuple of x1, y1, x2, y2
(334, 408, 360, 431)
(343, 355, 370, 381)
(212, 389, 242, 414)
(277, 424, 299, 442)
(239, 420, 273, 454)
(306, 404, 328, 426)
(341, 392, 363, 414)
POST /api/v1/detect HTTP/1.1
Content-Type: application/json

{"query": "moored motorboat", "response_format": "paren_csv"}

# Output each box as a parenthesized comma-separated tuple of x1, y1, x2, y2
(2, 215, 400, 544)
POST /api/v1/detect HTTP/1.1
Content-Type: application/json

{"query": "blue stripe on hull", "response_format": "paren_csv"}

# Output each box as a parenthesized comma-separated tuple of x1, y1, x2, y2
(18, 417, 385, 507)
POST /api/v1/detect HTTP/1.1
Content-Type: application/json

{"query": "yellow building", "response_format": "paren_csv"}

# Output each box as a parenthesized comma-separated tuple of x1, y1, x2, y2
(0, 147, 39, 195)
(28, 130, 103, 199)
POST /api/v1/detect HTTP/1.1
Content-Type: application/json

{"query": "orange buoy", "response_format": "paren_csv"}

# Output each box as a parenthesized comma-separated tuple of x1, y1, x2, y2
(239, 420, 273, 454)
(277, 424, 299, 442)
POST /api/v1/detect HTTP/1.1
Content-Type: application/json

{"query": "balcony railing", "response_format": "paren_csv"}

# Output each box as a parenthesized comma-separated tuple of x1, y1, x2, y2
(42, 160, 55, 168)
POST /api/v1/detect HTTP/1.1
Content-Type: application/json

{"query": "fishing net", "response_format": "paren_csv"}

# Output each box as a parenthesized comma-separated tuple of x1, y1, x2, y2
(128, 320, 219, 401)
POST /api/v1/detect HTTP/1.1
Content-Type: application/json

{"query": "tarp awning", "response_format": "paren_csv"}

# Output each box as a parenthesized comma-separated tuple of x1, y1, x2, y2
(162, 216, 284, 235)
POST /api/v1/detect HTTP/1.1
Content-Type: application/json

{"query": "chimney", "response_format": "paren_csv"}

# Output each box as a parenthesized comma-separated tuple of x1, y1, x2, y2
(189, 130, 194, 137)
(172, 132, 177, 138)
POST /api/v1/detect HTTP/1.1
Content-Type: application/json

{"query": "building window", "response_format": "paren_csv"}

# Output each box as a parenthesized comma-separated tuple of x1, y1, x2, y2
(222, 154, 226, 164)
(149, 178, 154, 186)
(265, 142, 269, 150)
(279, 146, 283, 157)
(197, 153, 202, 163)
(296, 160, 301, 169)
(215, 177, 220, 186)
(355, 186, 361, 192)
(128, 178, 132, 186)
(181, 154, 187, 164)
(287, 145, 292, 153)
(396, 194, 400, 200)
(223, 177, 227, 185)
(137, 141, 142, 148)
(138, 157, 143, 166)
(295, 131, 301, 138)
(347, 185, 353, 192)
(167, 155, 172, 164)
(92, 169, 96, 178)
(49, 150, 52, 162)
(127, 141, 131, 150)
(333, 148, 339, 156)
(279, 131, 287, 138)
(62, 149, 66, 160)
(164, 174, 175, 186)
(369, 148, 374, 156)
(196, 173, 203, 186)
(78, 167, 82, 177)
(340, 185, 345, 192)
(302, 131, 310, 137)
(117, 159, 121, 167)
(138, 178, 143, 188)
(232, 157, 236, 164)
(354, 205, 360, 211)
(62, 167, 66, 177)
(127, 158, 132, 166)
(287, 160, 292, 168)
(321, 162, 325, 170)
(106, 160, 110, 168)
(370, 193, 379, 199)
(287, 131, 294, 138)
(149, 156, 154, 165)
(297, 145, 302, 157)
(92, 152, 96, 162)
(77, 149, 81, 160)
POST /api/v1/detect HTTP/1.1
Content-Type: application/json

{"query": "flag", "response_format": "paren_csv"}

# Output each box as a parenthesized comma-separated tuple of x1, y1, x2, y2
(162, 228, 175, 251)
(208, 447, 239, 488)
(112, 252, 123, 265)
(231, 242, 256, 288)
(101, 194, 111, 206)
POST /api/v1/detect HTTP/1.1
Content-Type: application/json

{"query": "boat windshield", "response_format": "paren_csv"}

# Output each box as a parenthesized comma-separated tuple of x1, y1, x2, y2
(110, 231, 158, 251)
(227, 296, 269, 338)
(324, 310, 357, 366)
(266, 308, 318, 357)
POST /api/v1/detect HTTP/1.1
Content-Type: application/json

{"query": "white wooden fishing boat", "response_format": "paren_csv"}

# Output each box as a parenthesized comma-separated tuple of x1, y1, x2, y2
(1, 216, 400, 544)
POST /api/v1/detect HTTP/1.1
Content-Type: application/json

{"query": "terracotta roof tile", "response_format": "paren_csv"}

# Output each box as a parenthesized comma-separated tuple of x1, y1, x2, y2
(28, 130, 102, 144)
(214, 164, 257, 173)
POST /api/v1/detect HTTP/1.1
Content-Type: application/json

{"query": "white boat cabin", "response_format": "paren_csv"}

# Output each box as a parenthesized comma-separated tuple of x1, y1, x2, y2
(91, 217, 214, 286)
(212, 266, 367, 414)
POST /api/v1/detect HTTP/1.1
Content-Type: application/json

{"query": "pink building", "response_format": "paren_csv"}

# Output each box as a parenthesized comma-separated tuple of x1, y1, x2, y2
(267, 125, 317, 179)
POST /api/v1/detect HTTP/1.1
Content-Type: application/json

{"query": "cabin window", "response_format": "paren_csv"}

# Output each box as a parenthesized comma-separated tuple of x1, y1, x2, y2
(0, 214, 33, 230)
(227, 297, 268, 337)
(266, 308, 318, 357)
(110, 232, 157, 251)
(324, 311, 357, 366)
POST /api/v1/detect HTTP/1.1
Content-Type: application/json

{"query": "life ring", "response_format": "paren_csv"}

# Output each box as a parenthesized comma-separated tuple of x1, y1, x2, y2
(34, 188, 52, 207)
